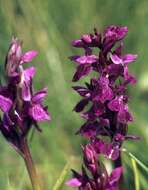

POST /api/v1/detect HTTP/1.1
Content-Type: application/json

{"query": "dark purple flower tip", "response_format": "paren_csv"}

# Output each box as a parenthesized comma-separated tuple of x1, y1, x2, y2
(125, 135, 140, 141)
(0, 95, 12, 112)
(77, 122, 98, 138)
(104, 25, 128, 41)
(21, 50, 38, 64)
(5, 37, 22, 76)
(1, 114, 13, 134)
(29, 104, 51, 122)
(72, 86, 90, 97)
(73, 98, 89, 112)
(93, 101, 105, 116)
(72, 64, 92, 81)
(107, 64, 124, 78)
(72, 39, 84, 48)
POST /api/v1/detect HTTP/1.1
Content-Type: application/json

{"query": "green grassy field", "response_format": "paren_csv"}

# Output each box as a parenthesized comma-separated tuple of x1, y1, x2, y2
(0, 0, 148, 189)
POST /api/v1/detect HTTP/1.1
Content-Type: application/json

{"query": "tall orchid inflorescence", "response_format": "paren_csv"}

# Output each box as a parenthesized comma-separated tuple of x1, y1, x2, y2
(0, 38, 50, 190)
(67, 25, 138, 189)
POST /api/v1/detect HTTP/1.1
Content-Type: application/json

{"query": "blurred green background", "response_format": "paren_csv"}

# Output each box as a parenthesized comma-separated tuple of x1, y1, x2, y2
(0, 0, 148, 189)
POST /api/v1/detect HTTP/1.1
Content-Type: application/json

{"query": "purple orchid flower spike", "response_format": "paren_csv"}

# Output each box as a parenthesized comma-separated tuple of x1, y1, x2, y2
(67, 145, 123, 190)
(71, 24, 138, 151)
(0, 37, 50, 153)
(68, 25, 139, 190)
(0, 37, 51, 190)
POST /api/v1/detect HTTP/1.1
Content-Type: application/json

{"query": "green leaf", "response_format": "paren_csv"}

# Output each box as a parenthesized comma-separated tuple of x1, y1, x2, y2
(52, 161, 70, 190)
(131, 158, 140, 190)
(123, 149, 148, 173)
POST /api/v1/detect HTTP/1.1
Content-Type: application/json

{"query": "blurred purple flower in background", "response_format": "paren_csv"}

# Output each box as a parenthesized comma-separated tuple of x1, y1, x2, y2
(0, 38, 50, 153)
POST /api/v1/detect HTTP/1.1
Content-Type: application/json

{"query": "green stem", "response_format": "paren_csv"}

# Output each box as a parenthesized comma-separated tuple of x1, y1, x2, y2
(21, 139, 41, 190)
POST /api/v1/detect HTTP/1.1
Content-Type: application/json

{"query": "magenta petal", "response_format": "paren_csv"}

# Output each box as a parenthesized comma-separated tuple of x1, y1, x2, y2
(22, 82, 31, 101)
(107, 145, 120, 160)
(74, 55, 97, 64)
(124, 66, 137, 84)
(122, 54, 137, 64)
(29, 104, 50, 121)
(109, 167, 123, 185)
(108, 97, 123, 111)
(0, 95, 12, 112)
(102, 87, 114, 102)
(32, 88, 48, 103)
(21, 50, 38, 63)
(66, 178, 81, 187)
(23, 67, 36, 82)
(81, 34, 92, 43)
(72, 39, 84, 47)
(105, 25, 128, 40)
(110, 54, 123, 65)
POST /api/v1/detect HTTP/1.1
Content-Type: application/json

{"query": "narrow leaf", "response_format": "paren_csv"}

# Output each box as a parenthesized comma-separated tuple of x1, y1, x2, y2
(52, 162, 70, 190)
(123, 149, 148, 173)
(129, 152, 148, 173)
(131, 158, 140, 190)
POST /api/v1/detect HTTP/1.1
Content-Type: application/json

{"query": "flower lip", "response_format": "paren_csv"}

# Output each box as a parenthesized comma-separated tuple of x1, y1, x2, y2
(21, 50, 38, 64)
(0, 95, 12, 112)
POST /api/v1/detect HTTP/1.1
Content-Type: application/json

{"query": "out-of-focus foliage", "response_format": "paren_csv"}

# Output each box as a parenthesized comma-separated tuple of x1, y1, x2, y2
(0, 0, 147, 189)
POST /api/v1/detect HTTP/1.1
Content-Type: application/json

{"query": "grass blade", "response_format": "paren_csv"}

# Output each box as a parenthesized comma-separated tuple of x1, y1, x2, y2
(131, 158, 140, 190)
(123, 149, 148, 173)
(52, 161, 70, 190)
(128, 152, 148, 173)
